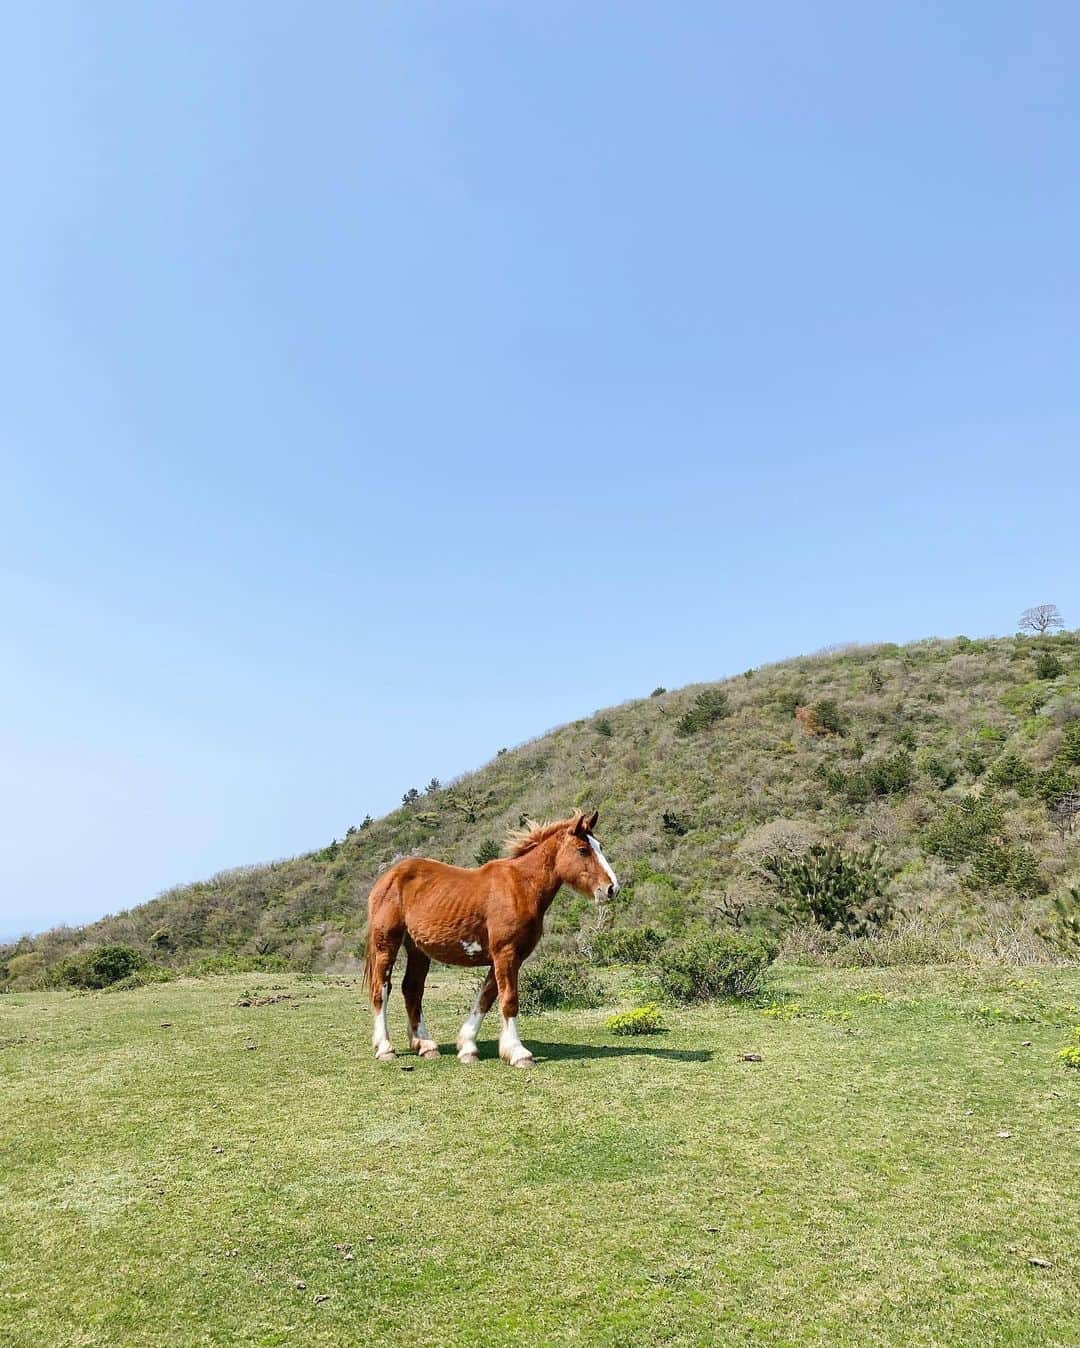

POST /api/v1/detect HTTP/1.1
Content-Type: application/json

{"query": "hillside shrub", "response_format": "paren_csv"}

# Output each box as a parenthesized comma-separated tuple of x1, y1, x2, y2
(965, 840, 1044, 897)
(1057, 719, 1080, 765)
(594, 925, 667, 965)
(518, 955, 605, 1014)
(919, 750, 958, 790)
(986, 750, 1036, 795)
(606, 1004, 665, 1035)
(1035, 763, 1079, 808)
(103, 966, 177, 992)
(762, 844, 892, 937)
(595, 717, 614, 738)
(1036, 651, 1064, 680)
(51, 945, 148, 990)
(812, 699, 846, 735)
(1038, 888, 1080, 955)
(661, 810, 690, 836)
(1057, 1028, 1080, 1070)
(474, 838, 501, 865)
(654, 932, 778, 1002)
(833, 751, 914, 804)
(922, 795, 1006, 862)
(187, 953, 288, 976)
(676, 688, 731, 736)
(651, 686, 666, 697)
(2, 952, 45, 989)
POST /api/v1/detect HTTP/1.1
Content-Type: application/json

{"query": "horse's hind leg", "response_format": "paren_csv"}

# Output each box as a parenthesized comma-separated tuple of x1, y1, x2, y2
(402, 941, 439, 1059)
(368, 905, 405, 1062)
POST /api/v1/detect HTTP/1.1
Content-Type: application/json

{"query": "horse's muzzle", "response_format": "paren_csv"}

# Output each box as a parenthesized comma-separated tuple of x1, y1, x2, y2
(598, 882, 620, 900)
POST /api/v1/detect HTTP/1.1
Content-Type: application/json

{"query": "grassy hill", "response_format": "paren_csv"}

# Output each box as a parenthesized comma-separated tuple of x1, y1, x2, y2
(1, 965, 1078, 1346)
(5, 630, 1080, 984)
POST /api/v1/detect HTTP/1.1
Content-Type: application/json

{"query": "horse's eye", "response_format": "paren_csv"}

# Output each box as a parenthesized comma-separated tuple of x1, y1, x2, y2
(578, 845, 591, 856)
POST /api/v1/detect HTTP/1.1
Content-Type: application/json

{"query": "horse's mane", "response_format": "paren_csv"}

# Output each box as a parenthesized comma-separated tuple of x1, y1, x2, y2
(503, 817, 571, 858)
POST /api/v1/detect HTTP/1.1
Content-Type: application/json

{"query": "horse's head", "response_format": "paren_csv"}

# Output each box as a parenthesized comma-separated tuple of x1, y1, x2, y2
(555, 810, 620, 901)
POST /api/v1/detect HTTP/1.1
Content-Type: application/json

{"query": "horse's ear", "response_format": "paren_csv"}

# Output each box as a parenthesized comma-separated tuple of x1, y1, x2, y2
(584, 809, 599, 833)
(568, 810, 587, 837)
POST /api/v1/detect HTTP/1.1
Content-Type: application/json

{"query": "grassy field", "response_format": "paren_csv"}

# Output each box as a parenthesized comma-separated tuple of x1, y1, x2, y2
(1, 966, 1078, 1347)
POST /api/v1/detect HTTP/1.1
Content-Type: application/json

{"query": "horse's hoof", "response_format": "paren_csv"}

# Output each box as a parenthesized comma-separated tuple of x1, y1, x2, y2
(458, 1049, 479, 1064)
(511, 1053, 535, 1069)
(375, 1049, 397, 1063)
(419, 1047, 440, 1060)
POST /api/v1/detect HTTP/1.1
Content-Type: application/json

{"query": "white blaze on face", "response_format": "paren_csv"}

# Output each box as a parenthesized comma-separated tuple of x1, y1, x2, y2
(587, 835, 618, 892)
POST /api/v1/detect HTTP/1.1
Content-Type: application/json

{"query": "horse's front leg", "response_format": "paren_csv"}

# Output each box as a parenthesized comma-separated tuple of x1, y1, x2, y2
(457, 969, 498, 1064)
(493, 950, 534, 1068)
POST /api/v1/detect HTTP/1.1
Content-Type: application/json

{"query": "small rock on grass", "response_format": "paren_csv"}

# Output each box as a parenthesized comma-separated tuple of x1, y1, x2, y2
(1028, 1257, 1053, 1269)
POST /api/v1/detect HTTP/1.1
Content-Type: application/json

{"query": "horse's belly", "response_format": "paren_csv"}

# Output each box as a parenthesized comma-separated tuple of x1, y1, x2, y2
(406, 915, 489, 966)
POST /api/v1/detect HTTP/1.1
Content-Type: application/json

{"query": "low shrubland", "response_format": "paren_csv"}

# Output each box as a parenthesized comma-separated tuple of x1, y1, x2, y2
(518, 954, 605, 1014)
(604, 1003, 665, 1035)
(653, 931, 779, 1002)
(6, 630, 1080, 989)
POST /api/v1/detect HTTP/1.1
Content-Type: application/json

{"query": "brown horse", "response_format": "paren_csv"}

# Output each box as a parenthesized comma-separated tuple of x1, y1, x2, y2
(362, 809, 619, 1067)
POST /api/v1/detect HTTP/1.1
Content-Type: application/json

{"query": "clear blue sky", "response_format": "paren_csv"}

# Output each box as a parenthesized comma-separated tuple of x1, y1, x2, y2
(2, 3, 1078, 941)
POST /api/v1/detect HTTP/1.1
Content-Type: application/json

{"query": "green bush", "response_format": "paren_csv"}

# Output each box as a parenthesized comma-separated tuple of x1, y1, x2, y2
(594, 925, 667, 966)
(187, 953, 288, 976)
(919, 751, 958, 790)
(654, 932, 778, 1002)
(474, 838, 501, 865)
(606, 1004, 665, 1035)
(650, 686, 666, 697)
(518, 955, 605, 1014)
(595, 717, 614, 738)
(835, 751, 914, 804)
(762, 844, 892, 937)
(1059, 720, 1080, 765)
(965, 840, 1044, 897)
(1035, 651, 1063, 680)
(51, 945, 148, 990)
(676, 688, 731, 737)
(813, 699, 846, 735)
(986, 750, 1036, 795)
(2, 952, 45, 989)
(1040, 888, 1080, 955)
(922, 795, 1006, 862)
(1057, 1027, 1080, 1070)
(103, 966, 177, 992)
(1035, 763, 1079, 808)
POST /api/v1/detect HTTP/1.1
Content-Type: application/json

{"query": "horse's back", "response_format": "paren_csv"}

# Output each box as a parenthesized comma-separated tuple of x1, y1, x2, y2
(385, 856, 497, 966)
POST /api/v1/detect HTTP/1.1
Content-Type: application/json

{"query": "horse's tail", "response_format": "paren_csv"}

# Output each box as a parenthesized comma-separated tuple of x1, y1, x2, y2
(361, 869, 395, 992)
(361, 923, 376, 993)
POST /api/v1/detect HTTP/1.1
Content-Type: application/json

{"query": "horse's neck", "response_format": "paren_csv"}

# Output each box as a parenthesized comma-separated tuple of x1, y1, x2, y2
(509, 838, 564, 912)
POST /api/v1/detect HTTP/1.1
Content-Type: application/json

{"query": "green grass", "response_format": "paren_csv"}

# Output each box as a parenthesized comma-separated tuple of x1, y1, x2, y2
(2, 967, 1078, 1347)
